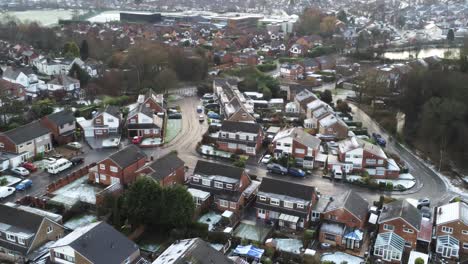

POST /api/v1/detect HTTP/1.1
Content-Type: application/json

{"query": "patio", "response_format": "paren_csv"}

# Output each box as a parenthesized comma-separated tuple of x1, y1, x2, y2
(50, 176, 104, 208)
(234, 220, 272, 243)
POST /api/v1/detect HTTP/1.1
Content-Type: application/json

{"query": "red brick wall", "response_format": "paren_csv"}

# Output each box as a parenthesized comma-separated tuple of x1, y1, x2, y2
(93, 114, 104, 126)
(98, 157, 146, 186)
(144, 98, 164, 113)
(160, 166, 185, 187)
(292, 140, 307, 159)
(435, 220, 468, 255)
(378, 218, 418, 250)
(363, 150, 387, 167)
(323, 208, 366, 229)
(0, 134, 17, 153)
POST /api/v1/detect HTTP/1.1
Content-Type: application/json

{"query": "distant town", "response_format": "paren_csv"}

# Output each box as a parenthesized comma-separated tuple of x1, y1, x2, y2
(0, 0, 466, 264)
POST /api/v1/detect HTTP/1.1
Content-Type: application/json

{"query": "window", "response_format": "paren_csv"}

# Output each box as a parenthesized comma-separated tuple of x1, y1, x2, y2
(130, 119, 136, 124)
(383, 224, 394, 231)
(100, 174, 107, 181)
(312, 212, 320, 219)
(403, 228, 414, 233)
(110, 166, 118, 173)
(462, 230, 468, 235)
(214, 181, 223, 188)
(276, 142, 281, 147)
(0, 143, 3, 148)
(442, 226, 453, 234)
(47, 226, 53, 233)
(324, 234, 335, 241)
(378, 159, 384, 165)
(284, 201, 293, 208)
(328, 215, 337, 220)
(258, 209, 266, 214)
(405, 241, 412, 247)
(219, 199, 229, 208)
(463, 243, 468, 250)
(297, 203, 304, 209)
(202, 179, 211, 186)
(259, 195, 266, 201)
(239, 134, 246, 140)
(107, 118, 113, 123)
(99, 164, 106, 170)
(144, 129, 150, 134)
(226, 184, 233, 189)
(230, 202, 237, 209)
(295, 148, 305, 154)
(192, 177, 200, 182)
(270, 198, 279, 206)
(284, 143, 291, 147)
(6, 233, 15, 242)
(95, 129, 103, 135)
(366, 159, 376, 165)
(17, 237, 25, 245)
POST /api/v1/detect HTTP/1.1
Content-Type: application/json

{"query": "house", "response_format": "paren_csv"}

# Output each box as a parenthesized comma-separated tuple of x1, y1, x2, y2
(2, 66, 30, 88)
(41, 110, 76, 145)
(305, 104, 333, 130)
(89, 145, 147, 186)
(271, 127, 321, 168)
(32, 57, 84, 76)
(213, 79, 255, 122)
(188, 160, 255, 215)
(318, 190, 369, 250)
(279, 63, 304, 80)
(286, 84, 314, 101)
(255, 177, 316, 230)
(317, 114, 349, 140)
(302, 58, 320, 74)
(126, 89, 165, 139)
(434, 202, 468, 261)
(0, 121, 52, 160)
(377, 200, 422, 251)
(296, 35, 322, 49)
(294, 89, 318, 114)
(0, 204, 64, 263)
(289, 44, 306, 56)
(373, 232, 406, 263)
(47, 74, 80, 96)
(77, 105, 121, 138)
(153, 238, 233, 264)
(233, 52, 258, 66)
(0, 78, 26, 99)
(136, 152, 185, 186)
(216, 120, 263, 156)
(50, 221, 141, 264)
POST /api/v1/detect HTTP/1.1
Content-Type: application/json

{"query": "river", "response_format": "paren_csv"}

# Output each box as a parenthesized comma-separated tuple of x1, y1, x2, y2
(383, 47, 460, 60)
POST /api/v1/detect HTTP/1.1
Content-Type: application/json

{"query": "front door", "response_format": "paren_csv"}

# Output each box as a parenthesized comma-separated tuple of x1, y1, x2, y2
(346, 239, 354, 250)
(383, 249, 392, 261)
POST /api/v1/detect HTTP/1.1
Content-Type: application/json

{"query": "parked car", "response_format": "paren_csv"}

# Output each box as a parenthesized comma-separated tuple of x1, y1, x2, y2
(261, 154, 272, 164)
(16, 179, 32, 191)
(202, 93, 214, 100)
(21, 162, 37, 172)
(66, 141, 82, 150)
(196, 105, 204, 113)
(168, 113, 182, 119)
(267, 163, 288, 175)
(70, 157, 84, 166)
(198, 115, 205, 122)
(420, 206, 432, 219)
(372, 133, 386, 147)
(0, 186, 15, 199)
(207, 112, 220, 119)
(417, 198, 430, 209)
(288, 167, 306, 177)
(132, 136, 143, 144)
(11, 167, 30, 176)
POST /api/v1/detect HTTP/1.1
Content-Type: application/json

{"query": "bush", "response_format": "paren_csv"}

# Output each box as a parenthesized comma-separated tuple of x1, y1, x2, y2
(257, 63, 277, 72)
(264, 247, 275, 258)
(414, 257, 424, 264)
(262, 257, 272, 264)
(386, 182, 394, 191)
(241, 238, 249, 246)
(303, 229, 316, 247)
(0, 177, 7, 186)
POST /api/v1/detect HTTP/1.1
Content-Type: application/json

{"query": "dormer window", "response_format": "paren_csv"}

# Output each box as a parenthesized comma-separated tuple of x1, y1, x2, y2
(6, 233, 15, 242)
(202, 179, 211, 186)
(214, 182, 223, 189)
(284, 201, 293, 208)
(18, 237, 25, 245)
(270, 198, 280, 206)
(259, 195, 266, 201)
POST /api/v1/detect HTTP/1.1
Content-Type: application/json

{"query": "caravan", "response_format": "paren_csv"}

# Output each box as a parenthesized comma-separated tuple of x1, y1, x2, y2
(47, 158, 72, 175)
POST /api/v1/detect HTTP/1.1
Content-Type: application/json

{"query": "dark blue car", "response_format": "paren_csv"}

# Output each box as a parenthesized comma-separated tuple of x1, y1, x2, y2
(16, 179, 32, 191)
(288, 167, 306, 177)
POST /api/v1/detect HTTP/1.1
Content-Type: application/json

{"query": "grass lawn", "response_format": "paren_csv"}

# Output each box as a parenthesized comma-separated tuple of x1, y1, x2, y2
(165, 119, 182, 143)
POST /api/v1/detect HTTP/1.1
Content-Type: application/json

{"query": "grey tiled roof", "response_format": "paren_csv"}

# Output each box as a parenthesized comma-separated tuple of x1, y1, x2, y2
(108, 145, 147, 168)
(378, 200, 422, 230)
(3, 121, 50, 144)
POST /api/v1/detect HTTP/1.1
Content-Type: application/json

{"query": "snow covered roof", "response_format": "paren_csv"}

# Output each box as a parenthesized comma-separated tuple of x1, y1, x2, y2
(436, 202, 468, 225)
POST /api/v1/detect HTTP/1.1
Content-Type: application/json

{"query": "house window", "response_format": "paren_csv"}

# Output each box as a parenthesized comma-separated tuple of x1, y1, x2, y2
(107, 118, 113, 123)
(214, 181, 223, 189)
(462, 230, 468, 235)
(230, 202, 236, 209)
(239, 134, 246, 140)
(324, 234, 335, 241)
(99, 164, 106, 170)
(259, 195, 266, 201)
(403, 228, 414, 233)
(295, 148, 305, 154)
(100, 174, 107, 181)
(378, 159, 384, 165)
(405, 241, 412, 247)
(366, 159, 376, 165)
(6, 233, 15, 242)
(284, 143, 291, 147)
(202, 179, 211, 186)
(270, 198, 280, 206)
(312, 212, 320, 219)
(328, 215, 337, 220)
(95, 119, 101, 124)
(442, 226, 453, 234)
(110, 166, 118, 173)
(383, 224, 394, 231)
(192, 177, 200, 182)
(276, 142, 281, 147)
(297, 203, 304, 209)
(144, 129, 150, 134)
(130, 119, 136, 124)
(284, 201, 293, 209)
(0, 143, 3, 148)
(47, 226, 53, 234)
(463, 243, 468, 250)
(95, 130, 103, 135)
(258, 209, 266, 214)
(17, 237, 25, 245)
(226, 184, 233, 189)
(219, 199, 229, 208)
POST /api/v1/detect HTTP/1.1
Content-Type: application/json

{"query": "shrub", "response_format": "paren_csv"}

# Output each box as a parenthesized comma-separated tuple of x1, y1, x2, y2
(241, 238, 249, 246)
(262, 257, 273, 264)
(414, 257, 424, 264)
(264, 247, 275, 258)
(257, 63, 277, 72)
(0, 177, 7, 186)
(386, 182, 394, 191)
(303, 229, 316, 247)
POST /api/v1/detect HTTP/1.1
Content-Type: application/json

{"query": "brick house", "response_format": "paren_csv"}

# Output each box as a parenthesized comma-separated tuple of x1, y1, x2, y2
(318, 190, 369, 250)
(233, 52, 258, 66)
(271, 127, 321, 168)
(0, 79, 26, 99)
(126, 90, 165, 139)
(49, 221, 141, 264)
(377, 200, 422, 252)
(317, 114, 349, 140)
(188, 160, 256, 215)
(255, 177, 317, 230)
(216, 120, 263, 156)
(77, 105, 121, 138)
(0, 204, 64, 264)
(434, 202, 468, 261)
(41, 110, 76, 145)
(294, 89, 318, 114)
(280, 63, 304, 80)
(0, 121, 52, 160)
(89, 145, 147, 186)
(136, 152, 185, 187)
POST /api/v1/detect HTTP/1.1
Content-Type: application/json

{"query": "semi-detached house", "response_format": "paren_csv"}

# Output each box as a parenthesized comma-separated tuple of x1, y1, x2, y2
(434, 202, 468, 261)
(126, 89, 165, 139)
(216, 120, 263, 156)
(41, 110, 76, 145)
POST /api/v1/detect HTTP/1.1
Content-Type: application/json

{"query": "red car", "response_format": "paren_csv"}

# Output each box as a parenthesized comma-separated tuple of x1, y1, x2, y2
(132, 136, 143, 144)
(21, 162, 38, 172)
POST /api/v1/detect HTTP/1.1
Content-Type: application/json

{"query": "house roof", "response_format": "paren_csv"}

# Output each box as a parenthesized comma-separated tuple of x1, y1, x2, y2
(107, 145, 147, 169)
(220, 120, 261, 134)
(142, 152, 184, 181)
(194, 160, 245, 180)
(46, 110, 75, 126)
(273, 127, 321, 149)
(48, 74, 79, 86)
(258, 177, 315, 201)
(435, 202, 468, 225)
(99, 105, 120, 118)
(2, 66, 22, 80)
(378, 200, 422, 231)
(153, 238, 233, 264)
(3, 120, 50, 144)
(323, 190, 369, 221)
(52, 222, 139, 264)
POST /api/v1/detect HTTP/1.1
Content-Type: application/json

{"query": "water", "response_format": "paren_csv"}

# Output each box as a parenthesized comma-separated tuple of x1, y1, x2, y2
(383, 47, 460, 60)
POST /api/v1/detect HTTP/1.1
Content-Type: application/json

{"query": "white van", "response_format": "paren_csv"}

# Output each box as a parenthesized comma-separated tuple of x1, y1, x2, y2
(47, 158, 72, 175)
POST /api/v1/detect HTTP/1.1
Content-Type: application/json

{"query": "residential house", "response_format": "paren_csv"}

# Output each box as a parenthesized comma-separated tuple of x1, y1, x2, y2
(294, 89, 318, 114)
(2, 66, 30, 88)
(136, 152, 185, 187)
(316, 56, 336, 70)
(89, 145, 147, 186)
(279, 63, 304, 80)
(213, 79, 255, 122)
(49, 221, 141, 264)
(271, 127, 321, 168)
(188, 161, 256, 215)
(47, 74, 80, 96)
(255, 177, 316, 230)
(304, 104, 333, 130)
(216, 120, 263, 156)
(126, 90, 165, 139)
(302, 58, 320, 75)
(373, 232, 406, 263)
(233, 52, 258, 66)
(77, 105, 121, 138)
(32, 57, 84, 76)
(296, 35, 322, 49)
(286, 84, 314, 101)
(0, 204, 64, 263)
(0, 121, 52, 160)
(0, 79, 25, 99)
(317, 113, 349, 140)
(41, 110, 76, 145)
(434, 202, 468, 261)
(289, 44, 306, 56)
(377, 200, 423, 252)
(318, 190, 369, 250)
(153, 238, 233, 264)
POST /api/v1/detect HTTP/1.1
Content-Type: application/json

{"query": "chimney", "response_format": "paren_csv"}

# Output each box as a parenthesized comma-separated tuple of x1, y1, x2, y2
(438, 207, 443, 215)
